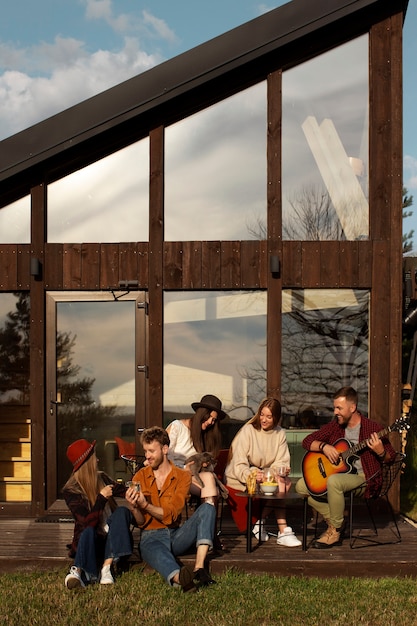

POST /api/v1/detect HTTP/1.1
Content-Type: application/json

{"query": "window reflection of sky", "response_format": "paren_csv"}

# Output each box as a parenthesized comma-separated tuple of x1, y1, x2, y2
(57, 300, 135, 405)
(47, 139, 149, 243)
(0, 196, 30, 243)
(0, 293, 19, 322)
(164, 291, 266, 416)
(165, 82, 267, 241)
(282, 36, 369, 240)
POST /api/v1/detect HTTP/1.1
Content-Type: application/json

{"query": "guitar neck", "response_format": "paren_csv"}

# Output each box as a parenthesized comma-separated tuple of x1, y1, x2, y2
(343, 425, 391, 458)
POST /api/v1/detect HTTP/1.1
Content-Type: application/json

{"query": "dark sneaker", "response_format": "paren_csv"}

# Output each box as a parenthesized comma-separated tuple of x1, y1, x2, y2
(179, 565, 197, 593)
(193, 568, 216, 587)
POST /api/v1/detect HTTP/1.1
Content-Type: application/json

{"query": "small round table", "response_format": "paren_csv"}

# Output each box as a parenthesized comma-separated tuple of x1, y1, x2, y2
(235, 490, 308, 552)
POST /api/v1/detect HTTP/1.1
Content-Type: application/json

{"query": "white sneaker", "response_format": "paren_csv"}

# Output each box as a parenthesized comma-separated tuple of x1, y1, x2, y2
(100, 564, 114, 585)
(276, 526, 302, 547)
(252, 520, 269, 542)
(65, 566, 85, 589)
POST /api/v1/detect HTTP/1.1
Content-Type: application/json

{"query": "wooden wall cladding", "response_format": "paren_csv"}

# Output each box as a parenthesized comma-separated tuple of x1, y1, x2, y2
(0, 245, 31, 289)
(164, 240, 267, 289)
(282, 241, 372, 288)
(43, 243, 149, 290)
(0, 240, 374, 291)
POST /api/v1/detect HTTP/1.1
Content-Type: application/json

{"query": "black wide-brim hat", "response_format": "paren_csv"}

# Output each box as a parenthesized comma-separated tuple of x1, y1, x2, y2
(191, 394, 227, 420)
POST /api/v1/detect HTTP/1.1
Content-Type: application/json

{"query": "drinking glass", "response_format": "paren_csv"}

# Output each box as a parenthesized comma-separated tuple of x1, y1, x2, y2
(262, 468, 274, 483)
(126, 480, 141, 492)
(276, 467, 288, 493)
(246, 470, 257, 495)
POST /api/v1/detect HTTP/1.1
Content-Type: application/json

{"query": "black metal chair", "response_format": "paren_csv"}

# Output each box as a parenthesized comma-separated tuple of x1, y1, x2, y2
(348, 452, 405, 549)
(120, 454, 145, 476)
(114, 436, 145, 477)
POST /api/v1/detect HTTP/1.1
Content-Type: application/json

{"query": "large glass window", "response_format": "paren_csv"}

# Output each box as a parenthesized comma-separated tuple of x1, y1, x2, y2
(282, 36, 369, 241)
(281, 289, 369, 424)
(163, 291, 267, 430)
(0, 197, 30, 243)
(47, 139, 149, 243)
(165, 82, 267, 241)
(0, 293, 30, 403)
(0, 293, 31, 502)
(54, 296, 137, 489)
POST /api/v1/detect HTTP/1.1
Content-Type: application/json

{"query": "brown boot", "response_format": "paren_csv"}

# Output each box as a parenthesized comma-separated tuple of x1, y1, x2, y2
(313, 521, 343, 549)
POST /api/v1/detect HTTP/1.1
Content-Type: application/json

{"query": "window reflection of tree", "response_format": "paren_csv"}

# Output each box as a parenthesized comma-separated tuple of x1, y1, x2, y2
(56, 330, 117, 455)
(283, 184, 344, 241)
(282, 292, 369, 415)
(0, 293, 30, 404)
(0, 293, 118, 490)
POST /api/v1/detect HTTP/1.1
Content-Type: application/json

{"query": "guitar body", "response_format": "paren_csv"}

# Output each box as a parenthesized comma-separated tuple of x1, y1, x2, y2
(302, 438, 354, 497)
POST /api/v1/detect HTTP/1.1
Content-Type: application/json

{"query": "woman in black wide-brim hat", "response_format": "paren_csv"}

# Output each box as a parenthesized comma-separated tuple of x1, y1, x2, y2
(166, 394, 227, 499)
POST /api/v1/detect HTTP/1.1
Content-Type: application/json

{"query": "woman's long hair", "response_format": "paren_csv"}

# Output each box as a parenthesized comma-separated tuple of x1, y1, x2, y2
(63, 452, 106, 508)
(248, 397, 282, 431)
(189, 407, 222, 458)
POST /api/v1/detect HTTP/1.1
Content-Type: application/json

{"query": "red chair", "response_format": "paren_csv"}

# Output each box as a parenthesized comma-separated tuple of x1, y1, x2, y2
(215, 449, 230, 481)
(114, 437, 144, 476)
(226, 484, 260, 532)
(114, 436, 135, 457)
(219, 451, 261, 533)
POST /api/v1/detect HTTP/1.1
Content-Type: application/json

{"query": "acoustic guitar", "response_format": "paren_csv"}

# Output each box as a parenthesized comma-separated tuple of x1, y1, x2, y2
(301, 416, 409, 497)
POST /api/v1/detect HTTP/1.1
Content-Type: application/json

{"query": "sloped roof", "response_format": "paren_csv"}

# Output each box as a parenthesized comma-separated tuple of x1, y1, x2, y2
(0, 0, 408, 206)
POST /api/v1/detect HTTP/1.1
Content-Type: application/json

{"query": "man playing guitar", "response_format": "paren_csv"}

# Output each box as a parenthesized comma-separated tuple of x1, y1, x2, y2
(295, 386, 396, 549)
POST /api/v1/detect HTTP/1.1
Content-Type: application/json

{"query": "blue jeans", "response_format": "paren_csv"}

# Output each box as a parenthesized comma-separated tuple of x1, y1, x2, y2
(74, 506, 133, 580)
(139, 502, 216, 584)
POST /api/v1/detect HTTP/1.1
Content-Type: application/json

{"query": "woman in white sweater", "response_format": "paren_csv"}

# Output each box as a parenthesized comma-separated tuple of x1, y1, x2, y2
(224, 397, 301, 547)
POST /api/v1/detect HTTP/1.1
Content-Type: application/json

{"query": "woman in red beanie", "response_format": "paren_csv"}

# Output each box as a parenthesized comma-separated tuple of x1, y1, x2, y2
(62, 438, 135, 589)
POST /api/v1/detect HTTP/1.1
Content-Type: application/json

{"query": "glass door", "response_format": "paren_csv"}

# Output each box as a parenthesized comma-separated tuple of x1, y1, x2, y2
(46, 291, 147, 507)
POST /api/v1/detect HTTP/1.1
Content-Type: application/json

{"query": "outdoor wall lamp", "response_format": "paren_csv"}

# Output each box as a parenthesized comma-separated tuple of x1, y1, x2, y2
(270, 255, 280, 277)
(30, 257, 42, 279)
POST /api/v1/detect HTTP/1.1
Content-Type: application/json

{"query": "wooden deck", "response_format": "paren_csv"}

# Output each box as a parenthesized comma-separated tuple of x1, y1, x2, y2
(1, 501, 417, 578)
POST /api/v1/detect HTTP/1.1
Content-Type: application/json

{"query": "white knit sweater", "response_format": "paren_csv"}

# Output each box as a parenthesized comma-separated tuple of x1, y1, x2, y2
(224, 422, 290, 491)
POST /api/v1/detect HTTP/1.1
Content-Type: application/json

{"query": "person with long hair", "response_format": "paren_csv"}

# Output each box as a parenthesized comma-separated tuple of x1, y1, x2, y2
(62, 439, 135, 589)
(225, 396, 301, 547)
(166, 394, 226, 501)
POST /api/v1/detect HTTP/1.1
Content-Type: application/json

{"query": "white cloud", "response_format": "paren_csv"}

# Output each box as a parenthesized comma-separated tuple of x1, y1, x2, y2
(142, 10, 178, 44)
(84, 0, 113, 22)
(82, 1, 177, 43)
(0, 3, 180, 141)
(257, 4, 274, 15)
(404, 154, 417, 193)
(0, 37, 161, 140)
(83, 0, 133, 34)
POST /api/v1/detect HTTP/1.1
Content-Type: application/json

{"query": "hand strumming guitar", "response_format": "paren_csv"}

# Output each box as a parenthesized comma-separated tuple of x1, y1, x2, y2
(321, 443, 340, 465)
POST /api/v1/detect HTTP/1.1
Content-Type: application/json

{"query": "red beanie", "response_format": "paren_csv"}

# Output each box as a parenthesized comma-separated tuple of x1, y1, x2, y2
(66, 439, 96, 472)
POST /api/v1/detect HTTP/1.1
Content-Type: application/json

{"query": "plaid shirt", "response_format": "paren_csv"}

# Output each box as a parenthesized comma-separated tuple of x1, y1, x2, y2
(302, 414, 396, 498)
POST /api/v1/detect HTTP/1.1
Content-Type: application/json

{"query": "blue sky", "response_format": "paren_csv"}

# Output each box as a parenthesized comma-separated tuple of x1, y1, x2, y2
(0, 0, 416, 239)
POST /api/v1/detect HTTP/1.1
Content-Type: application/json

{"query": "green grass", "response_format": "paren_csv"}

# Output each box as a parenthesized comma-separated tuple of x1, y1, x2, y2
(1, 568, 417, 626)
